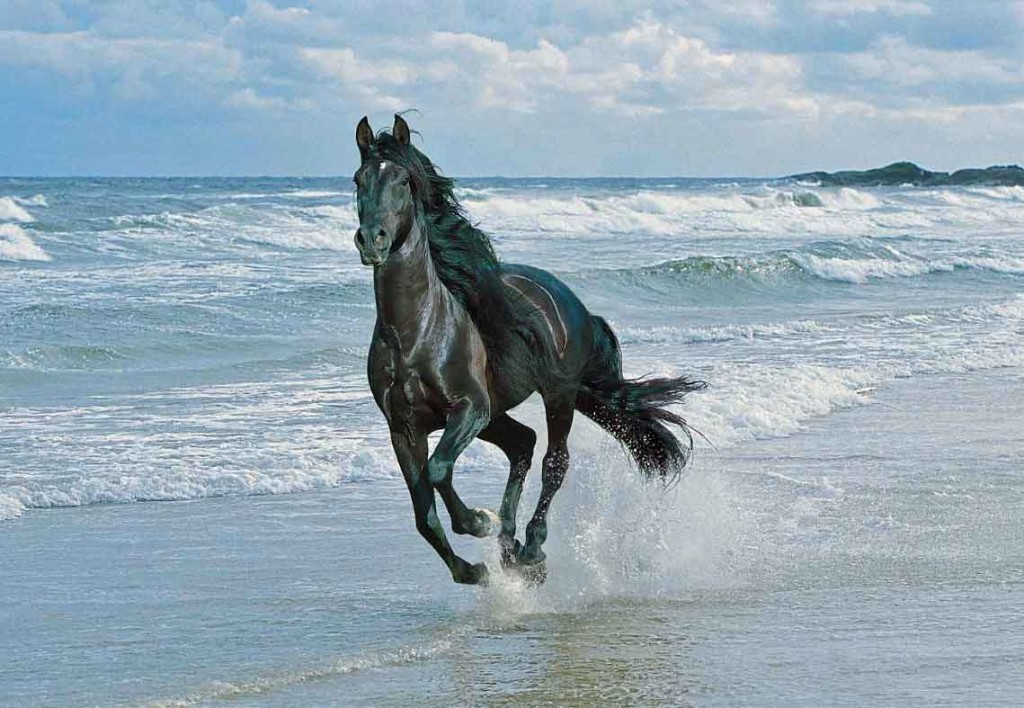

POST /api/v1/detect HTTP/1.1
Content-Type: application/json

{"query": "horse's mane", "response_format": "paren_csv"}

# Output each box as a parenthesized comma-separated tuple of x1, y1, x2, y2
(370, 133, 498, 311)
(368, 131, 558, 392)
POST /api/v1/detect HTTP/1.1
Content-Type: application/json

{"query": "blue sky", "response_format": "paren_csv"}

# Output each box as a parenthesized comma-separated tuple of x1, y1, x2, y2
(2, 0, 1023, 176)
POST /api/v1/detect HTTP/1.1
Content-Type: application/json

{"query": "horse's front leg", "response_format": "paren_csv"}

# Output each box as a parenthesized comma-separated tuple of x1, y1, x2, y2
(390, 429, 487, 585)
(429, 396, 500, 546)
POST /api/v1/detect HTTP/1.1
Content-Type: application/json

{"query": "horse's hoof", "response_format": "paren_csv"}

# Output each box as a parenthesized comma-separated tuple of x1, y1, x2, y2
(473, 508, 501, 537)
(499, 535, 523, 568)
(509, 546, 547, 585)
(455, 509, 500, 538)
(454, 561, 490, 586)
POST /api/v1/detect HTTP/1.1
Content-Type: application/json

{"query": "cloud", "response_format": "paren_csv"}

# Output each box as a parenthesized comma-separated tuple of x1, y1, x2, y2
(808, 0, 932, 17)
(225, 0, 348, 47)
(295, 19, 812, 119)
(1, 2, 1017, 121)
(2, 0, 1024, 174)
(0, 29, 242, 100)
(843, 36, 1023, 87)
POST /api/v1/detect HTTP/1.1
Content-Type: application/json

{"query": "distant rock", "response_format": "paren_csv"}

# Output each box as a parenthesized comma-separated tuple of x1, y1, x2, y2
(789, 161, 1024, 187)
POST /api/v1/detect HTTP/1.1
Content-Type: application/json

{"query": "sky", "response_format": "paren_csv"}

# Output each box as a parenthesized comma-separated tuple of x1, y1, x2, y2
(1, 0, 1023, 177)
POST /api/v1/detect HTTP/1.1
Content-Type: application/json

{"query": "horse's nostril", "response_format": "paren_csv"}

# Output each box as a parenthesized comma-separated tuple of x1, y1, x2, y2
(355, 229, 368, 247)
(377, 228, 387, 243)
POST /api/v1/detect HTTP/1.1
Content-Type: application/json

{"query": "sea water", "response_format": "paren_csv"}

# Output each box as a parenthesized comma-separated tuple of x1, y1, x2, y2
(1, 177, 1023, 705)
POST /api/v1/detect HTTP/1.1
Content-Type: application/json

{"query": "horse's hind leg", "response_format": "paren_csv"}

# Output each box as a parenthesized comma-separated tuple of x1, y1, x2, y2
(391, 429, 487, 585)
(477, 413, 537, 566)
(519, 396, 575, 575)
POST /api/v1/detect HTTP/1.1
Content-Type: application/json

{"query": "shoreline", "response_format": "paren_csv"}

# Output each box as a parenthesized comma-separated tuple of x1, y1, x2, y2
(2, 365, 1022, 705)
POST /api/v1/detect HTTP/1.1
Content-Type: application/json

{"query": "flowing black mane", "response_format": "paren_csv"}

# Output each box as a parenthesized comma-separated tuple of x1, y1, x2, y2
(369, 131, 556, 391)
(370, 133, 498, 308)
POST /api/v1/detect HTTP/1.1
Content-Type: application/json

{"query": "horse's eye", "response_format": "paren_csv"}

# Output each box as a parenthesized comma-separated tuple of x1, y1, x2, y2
(401, 177, 410, 187)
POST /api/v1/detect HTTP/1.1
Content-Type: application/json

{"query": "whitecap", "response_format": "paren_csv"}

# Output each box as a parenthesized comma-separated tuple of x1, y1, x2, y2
(0, 224, 51, 261)
(14, 194, 48, 207)
(0, 494, 26, 522)
(791, 253, 946, 284)
(0, 196, 35, 222)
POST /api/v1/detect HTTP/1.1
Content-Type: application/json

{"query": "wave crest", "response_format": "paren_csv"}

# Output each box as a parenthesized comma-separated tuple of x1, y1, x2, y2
(0, 196, 35, 223)
(590, 238, 1024, 290)
(0, 224, 51, 261)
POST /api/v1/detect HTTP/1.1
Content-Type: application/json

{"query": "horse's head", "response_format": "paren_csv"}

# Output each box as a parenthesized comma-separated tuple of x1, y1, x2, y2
(353, 115, 416, 267)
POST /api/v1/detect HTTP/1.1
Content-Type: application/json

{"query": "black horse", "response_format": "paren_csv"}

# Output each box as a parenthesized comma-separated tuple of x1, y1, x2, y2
(353, 115, 704, 585)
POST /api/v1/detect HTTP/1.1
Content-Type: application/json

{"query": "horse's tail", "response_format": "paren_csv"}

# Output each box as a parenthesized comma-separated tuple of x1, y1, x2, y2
(575, 316, 707, 482)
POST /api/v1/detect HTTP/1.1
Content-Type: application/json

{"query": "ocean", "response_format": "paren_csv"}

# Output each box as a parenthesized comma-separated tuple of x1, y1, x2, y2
(2, 176, 1023, 705)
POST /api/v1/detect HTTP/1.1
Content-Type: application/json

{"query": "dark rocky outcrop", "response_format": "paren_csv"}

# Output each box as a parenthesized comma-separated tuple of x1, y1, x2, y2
(789, 161, 1024, 187)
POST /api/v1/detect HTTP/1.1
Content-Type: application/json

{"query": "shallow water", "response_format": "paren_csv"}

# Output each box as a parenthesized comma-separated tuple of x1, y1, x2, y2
(2, 177, 1024, 704)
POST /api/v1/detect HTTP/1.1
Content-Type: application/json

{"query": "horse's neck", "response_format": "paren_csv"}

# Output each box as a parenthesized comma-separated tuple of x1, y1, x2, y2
(373, 220, 450, 351)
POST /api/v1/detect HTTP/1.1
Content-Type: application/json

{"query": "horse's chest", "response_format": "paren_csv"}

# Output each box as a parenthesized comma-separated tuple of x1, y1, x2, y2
(374, 329, 443, 430)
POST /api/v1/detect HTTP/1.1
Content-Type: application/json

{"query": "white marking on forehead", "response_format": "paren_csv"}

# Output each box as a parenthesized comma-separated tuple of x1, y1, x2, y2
(379, 161, 388, 170)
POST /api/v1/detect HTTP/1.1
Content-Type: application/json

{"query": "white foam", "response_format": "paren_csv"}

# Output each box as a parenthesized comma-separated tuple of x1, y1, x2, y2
(479, 448, 748, 615)
(0, 494, 26, 522)
(14, 194, 48, 207)
(965, 185, 1024, 202)
(286, 189, 346, 199)
(623, 294, 1024, 449)
(220, 190, 347, 200)
(953, 255, 1024, 275)
(0, 224, 51, 261)
(459, 182, 1024, 258)
(0, 376, 404, 517)
(0, 196, 35, 222)
(617, 318, 838, 344)
(456, 184, 895, 244)
(687, 363, 874, 448)
(135, 203, 359, 252)
(828, 187, 882, 209)
(792, 252, 1024, 284)
(792, 253, 946, 283)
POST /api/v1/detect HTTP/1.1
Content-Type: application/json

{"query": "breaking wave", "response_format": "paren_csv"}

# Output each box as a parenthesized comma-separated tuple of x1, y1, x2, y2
(586, 238, 1024, 290)
(0, 196, 36, 223)
(0, 224, 50, 262)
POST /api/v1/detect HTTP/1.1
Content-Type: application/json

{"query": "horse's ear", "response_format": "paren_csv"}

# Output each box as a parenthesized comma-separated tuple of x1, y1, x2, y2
(356, 116, 374, 159)
(393, 114, 410, 146)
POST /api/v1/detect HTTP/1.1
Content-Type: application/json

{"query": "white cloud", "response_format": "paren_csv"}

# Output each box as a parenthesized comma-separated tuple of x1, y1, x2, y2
(842, 36, 1024, 87)
(414, 19, 812, 118)
(809, 0, 932, 17)
(223, 87, 313, 112)
(225, 0, 348, 47)
(0, 30, 242, 95)
(3, 0, 1024, 175)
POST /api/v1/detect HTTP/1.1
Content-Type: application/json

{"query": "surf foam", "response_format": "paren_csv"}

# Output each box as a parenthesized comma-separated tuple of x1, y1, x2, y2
(0, 224, 51, 261)
(0, 196, 35, 222)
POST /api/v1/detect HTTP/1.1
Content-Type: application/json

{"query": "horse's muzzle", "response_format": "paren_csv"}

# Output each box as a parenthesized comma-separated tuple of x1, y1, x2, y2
(355, 227, 388, 267)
